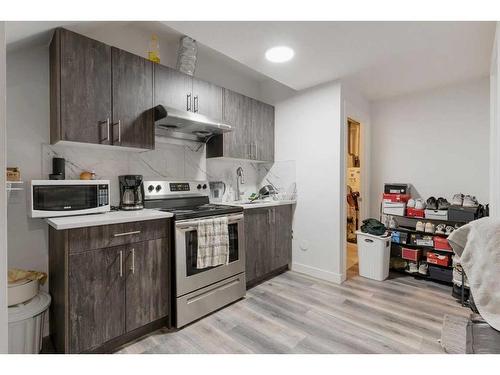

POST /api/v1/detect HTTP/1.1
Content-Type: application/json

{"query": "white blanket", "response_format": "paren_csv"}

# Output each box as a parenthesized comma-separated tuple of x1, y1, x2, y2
(197, 217, 229, 269)
(448, 217, 500, 331)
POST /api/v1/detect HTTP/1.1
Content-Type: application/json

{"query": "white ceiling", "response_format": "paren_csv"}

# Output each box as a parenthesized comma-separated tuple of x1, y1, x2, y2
(6, 21, 496, 101)
(164, 21, 496, 99)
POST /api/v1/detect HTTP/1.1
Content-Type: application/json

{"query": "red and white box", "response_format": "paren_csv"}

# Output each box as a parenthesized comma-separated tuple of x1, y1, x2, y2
(382, 202, 406, 216)
(427, 252, 450, 267)
(382, 193, 411, 203)
(434, 237, 453, 252)
(402, 247, 422, 261)
(407, 207, 425, 218)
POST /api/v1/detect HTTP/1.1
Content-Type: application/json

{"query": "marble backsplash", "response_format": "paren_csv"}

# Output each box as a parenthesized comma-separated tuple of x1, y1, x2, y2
(42, 139, 296, 205)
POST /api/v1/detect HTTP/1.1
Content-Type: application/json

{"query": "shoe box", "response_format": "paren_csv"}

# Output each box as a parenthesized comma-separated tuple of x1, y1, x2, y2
(402, 247, 422, 261)
(382, 201, 406, 216)
(425, 209, 448, 221)
(428, 265, 452, 283)
(427, 251, 450, 267)
(410, 233, 434, 247)
(391, 230, 409, 244)
(407, 207, 425, 218)
(433, 236, 453, 251)
(448, 205, 480, 223)
(382, 193, 411, 203)
(384, 183, 411, 195)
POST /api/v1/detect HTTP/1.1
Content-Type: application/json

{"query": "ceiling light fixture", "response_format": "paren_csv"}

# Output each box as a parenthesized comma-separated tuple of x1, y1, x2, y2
(265, 46, 294, 63)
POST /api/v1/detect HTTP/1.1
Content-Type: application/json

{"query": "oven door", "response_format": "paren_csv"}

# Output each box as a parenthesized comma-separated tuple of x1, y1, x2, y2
(175, 213, 245, 297)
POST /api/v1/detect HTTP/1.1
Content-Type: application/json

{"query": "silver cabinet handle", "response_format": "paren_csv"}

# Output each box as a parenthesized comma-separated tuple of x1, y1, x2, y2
(253, 143, 257, 160)
(112, 120, 121, 144)
(119, 250, 123, 277)
(268, 209, 272, 225)
(113, 230, 141, 237)
(194, 95, 199, 113)
(98, 118, 110, 143)
(130, 248, 135, 274)
(187, 94, 192, 111)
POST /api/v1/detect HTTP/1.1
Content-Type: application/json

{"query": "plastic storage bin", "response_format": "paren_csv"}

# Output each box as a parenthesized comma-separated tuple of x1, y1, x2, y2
(356, 231, 391, 281)
(8, 292, 51, 354)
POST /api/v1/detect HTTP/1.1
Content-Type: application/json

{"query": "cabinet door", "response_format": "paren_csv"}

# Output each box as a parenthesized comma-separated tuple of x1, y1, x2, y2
(272, 205, 293, 270)
(154, 64, 193, 112)
(192, 78, 223, 120)
(68, 246, 125, 353)
(112, 48, 154, 149)
(222, 89, 253, 159)
(125, 239, 169, 331)
(251, 99, 275, 162)
(59, 28, 112, 144)
(244, 208, 272, 285)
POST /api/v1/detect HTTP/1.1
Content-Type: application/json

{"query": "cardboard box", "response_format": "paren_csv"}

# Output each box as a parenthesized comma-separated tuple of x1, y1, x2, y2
(427, 252, 450, 267)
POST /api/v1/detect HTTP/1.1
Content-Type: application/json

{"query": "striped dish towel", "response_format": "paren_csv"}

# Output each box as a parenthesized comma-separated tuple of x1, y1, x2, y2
(197, 217, 230, 269)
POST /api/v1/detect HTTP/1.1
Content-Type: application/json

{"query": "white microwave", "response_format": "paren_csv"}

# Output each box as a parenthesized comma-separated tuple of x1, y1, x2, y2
(29, 180, 111, 218)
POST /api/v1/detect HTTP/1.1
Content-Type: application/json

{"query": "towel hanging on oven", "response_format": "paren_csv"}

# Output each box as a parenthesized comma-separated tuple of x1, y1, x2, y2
(197, 217, 230, 269)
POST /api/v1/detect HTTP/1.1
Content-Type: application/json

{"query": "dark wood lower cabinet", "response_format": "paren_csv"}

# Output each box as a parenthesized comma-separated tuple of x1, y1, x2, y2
(49, 219, 172, 353)
(245, 205, 293, 288)
(69, 246, 126, 353)
(125, 239, 169, 332)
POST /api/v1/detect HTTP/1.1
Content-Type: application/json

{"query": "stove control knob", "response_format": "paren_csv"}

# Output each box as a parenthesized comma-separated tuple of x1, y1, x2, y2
(156, 185, 162, 192)
(197, 184, 202, 190)
(148, 185, 154, 192)
(202, 184, 207, 189)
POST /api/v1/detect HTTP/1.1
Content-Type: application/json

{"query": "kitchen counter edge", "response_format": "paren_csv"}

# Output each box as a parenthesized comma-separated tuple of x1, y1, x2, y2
(46, 209, 174, 230)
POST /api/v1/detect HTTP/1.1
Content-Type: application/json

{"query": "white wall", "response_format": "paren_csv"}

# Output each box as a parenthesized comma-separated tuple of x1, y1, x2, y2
(0, 21, 8, 354)
(275, 81, 344, 283)
(370, 78, 490, 217)
(490, 22, 500, 218)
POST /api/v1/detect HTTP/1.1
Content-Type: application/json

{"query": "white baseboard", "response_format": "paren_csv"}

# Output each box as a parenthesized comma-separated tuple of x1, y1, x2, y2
(291, 262, 344, 284)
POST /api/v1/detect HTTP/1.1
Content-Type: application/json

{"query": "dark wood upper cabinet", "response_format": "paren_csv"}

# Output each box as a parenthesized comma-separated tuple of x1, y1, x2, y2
(192, 77, 223, 120)
(68, 246, 126, 353)
(207, 89, 275, 162)
(154, 63, 193, 112)
(51, 28, 112, 145)
(125, 238, 169, 331)
(112, 48, 154, 149)
(50, 28, 154, 149)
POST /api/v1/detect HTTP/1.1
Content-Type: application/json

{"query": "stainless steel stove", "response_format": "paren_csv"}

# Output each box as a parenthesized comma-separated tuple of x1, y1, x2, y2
(143, 180, 246, 328)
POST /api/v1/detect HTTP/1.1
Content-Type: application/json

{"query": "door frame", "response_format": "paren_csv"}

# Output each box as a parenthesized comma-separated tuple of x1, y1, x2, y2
(0, 21, 8, 353)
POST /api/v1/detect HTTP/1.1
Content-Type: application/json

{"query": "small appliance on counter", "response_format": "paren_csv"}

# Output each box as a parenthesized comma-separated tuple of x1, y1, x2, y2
(119, 175, 144, 211)
(29, 180, 110, 218)
(49, 157, 65, 180)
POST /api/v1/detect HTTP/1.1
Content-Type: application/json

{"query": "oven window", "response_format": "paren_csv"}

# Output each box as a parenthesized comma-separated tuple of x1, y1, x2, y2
(33, 185, 98, 211)
(186, 223, 239, 276)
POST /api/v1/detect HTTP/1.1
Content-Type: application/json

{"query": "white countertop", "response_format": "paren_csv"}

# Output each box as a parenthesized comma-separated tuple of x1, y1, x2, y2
(217, 200, 296, 210)
(46, 209, 174, 230)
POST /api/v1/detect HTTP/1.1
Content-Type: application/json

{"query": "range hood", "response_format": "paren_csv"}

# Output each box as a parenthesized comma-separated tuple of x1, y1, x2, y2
(154, 105, 232, 142)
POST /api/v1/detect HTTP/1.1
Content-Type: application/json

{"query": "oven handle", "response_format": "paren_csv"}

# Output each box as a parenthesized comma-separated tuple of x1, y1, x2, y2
(176, 213, 244, 230)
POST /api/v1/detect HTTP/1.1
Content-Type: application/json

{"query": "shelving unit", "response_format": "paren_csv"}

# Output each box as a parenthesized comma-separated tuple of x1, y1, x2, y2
(6, 181, 24, 199)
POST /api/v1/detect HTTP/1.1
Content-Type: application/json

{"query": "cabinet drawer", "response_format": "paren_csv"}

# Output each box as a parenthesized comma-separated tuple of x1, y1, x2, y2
(68, 219, 170, 253)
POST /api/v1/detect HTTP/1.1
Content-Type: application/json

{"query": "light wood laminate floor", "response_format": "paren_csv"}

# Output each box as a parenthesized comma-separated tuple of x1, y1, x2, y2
(116, 269, 469, 354)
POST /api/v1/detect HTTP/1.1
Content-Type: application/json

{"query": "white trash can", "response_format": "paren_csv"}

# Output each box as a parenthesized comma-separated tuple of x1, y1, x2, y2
(8, 291, 51, 354)
(356, 231, 391, 281)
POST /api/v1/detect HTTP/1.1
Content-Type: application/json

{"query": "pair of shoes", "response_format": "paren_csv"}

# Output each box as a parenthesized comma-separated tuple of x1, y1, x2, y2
(388, 216, 398, 229)
(415, 198, 426, 210)
(418, 262, 428, 275)
(435, 223, 446, 234)
(408, 262, 418, 273)
(416, 221, 435, 233)
(445, 225, 455, 235)
(427, 196, 451, 210)
(424, 222, 435, 234)
(452, 193, 479, 208)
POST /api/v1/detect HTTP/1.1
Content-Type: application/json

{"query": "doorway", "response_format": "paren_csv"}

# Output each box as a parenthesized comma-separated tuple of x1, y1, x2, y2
(346, 118, 361, 276)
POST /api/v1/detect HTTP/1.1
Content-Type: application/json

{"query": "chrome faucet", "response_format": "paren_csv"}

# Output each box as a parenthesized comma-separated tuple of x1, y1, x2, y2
(235, 166, 245, 201)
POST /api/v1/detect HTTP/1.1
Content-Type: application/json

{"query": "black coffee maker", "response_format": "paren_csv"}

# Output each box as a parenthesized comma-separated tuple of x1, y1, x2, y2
(119, 175, 144, 210)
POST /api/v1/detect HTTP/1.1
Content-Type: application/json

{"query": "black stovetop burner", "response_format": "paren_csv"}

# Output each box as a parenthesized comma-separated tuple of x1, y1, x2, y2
(159, 203, 243, 220)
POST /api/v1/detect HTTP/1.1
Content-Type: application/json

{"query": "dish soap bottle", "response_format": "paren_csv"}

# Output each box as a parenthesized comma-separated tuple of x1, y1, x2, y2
(148, 34, 160, 63)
